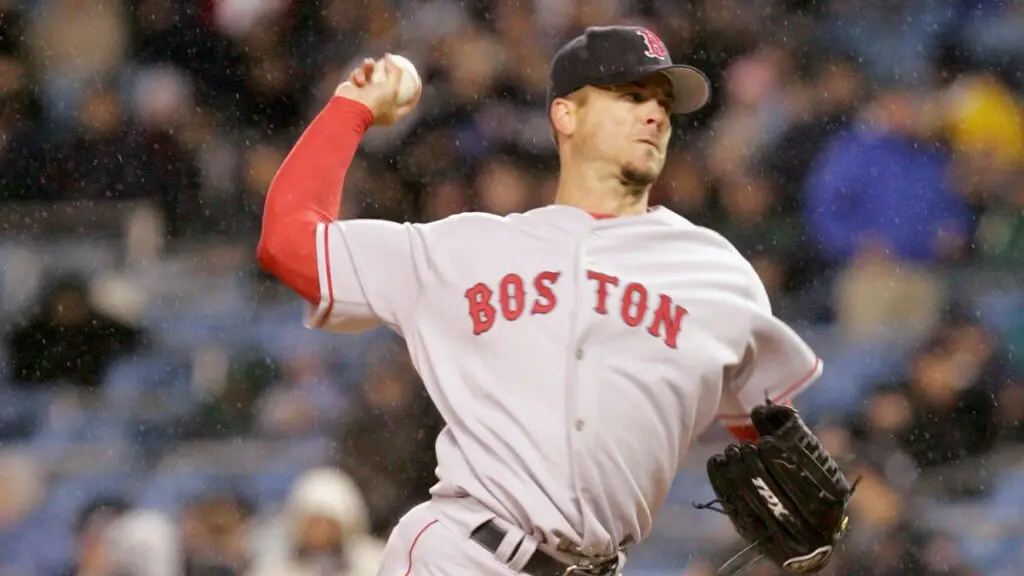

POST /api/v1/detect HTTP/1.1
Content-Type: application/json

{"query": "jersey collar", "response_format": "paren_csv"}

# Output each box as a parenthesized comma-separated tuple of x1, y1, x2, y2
(588, 207, 660, 219)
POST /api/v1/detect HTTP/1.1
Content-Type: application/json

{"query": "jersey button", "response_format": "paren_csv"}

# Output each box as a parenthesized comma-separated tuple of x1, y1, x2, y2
(574, 420, 585, 431)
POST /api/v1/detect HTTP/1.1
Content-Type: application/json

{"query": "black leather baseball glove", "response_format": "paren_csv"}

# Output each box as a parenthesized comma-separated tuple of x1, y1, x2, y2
(696, 403, 856, 574)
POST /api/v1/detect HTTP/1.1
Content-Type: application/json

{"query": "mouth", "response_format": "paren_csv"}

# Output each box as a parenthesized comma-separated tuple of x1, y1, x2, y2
(637, 138, 661, 151)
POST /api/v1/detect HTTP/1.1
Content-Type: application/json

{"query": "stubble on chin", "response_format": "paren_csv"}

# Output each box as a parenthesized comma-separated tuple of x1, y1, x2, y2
(620, 162, 660, 195)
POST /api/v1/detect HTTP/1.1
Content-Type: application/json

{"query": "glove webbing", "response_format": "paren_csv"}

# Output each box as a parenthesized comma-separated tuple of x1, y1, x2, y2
(691, 468, 862, 575)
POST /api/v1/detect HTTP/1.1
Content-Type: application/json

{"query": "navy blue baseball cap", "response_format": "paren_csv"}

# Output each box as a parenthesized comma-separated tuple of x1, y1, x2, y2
(547, 26, 712, 115)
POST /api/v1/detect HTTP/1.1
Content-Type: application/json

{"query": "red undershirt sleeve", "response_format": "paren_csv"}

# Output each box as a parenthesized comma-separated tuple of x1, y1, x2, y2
(256, 97, 374, 305)
(726, 424, 761, 442)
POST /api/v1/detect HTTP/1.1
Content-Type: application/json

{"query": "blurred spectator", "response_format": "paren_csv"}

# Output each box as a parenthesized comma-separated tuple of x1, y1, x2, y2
(941, 73, 1024, 269)
(248, 467, 383, 576)
(256, 352, 348, 438)
(760, 55, 865, 214)
(0, 53, 46, 202)
(472, 152, 538, 215)
(649, 146, 714, 224)
(38, 83, 135, 202)
(122, 65, 204, 239)
(934, 306, 1023, 444)
(0, 451, 46, 533)
(180, 492, 254, 576)
(6, 274, 145, 391)
(102, 509, 181, 576)
(805, 86, 973, 265)
(847, 385, 920, 487)
(816, 0, 959, 88)
(23, 0, 129, 126)
(234, 142, 289, 240)
(716, 175, 801, 301)
(703, 45, 797, 183)
(180, 351, 282, 439)
(806, 86, 974, 339)
(887, 336, 998, 470)
(957, 0, 1024, 85)
(333, 344, 444, 537)
(421, 177, 471, 222)
(943, 74, 1024, 172)
(57, 495, 133, 576)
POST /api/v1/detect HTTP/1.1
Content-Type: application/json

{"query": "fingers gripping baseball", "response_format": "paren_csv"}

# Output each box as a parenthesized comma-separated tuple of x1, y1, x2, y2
(348, 58, 376, 88)
(335, 54, 421, 127)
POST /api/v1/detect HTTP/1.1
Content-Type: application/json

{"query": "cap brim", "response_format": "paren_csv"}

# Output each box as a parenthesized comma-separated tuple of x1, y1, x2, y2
(646, 65, 712, 114)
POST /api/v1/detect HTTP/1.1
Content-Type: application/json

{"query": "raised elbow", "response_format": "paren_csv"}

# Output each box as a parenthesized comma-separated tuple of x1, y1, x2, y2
(254, 215, 322, 305)
(256, 234, 278, 275)
(256, 215, 285, 274)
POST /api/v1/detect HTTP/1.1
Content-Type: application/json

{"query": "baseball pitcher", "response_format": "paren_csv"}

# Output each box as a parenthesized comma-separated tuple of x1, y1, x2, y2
(258, 25, 853, 576)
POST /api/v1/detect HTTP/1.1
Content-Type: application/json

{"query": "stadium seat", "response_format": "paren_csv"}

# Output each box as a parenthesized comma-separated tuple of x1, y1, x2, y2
(136, 469, 237, 513)
(792, 330, 916, 421)
(0, 386, 51, 441)
(40, 472, 137, 527)
(101, 353, 194, 419)
(973, 291, 1024, 339)
(249, 469, 302, 508)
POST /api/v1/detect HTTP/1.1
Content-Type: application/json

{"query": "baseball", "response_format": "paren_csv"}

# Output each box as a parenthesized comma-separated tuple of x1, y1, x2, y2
(370, 54, 421, 107)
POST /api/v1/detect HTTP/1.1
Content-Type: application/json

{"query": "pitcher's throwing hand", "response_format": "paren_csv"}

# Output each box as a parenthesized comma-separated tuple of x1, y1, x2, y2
(335, 54, 421, 126)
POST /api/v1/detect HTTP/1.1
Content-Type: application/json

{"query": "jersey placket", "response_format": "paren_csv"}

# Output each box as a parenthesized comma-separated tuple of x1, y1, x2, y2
(564, 225, 608, 555)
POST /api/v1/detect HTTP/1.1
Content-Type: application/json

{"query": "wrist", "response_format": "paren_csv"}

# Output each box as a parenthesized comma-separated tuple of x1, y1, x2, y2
(326, 96, 375, 132)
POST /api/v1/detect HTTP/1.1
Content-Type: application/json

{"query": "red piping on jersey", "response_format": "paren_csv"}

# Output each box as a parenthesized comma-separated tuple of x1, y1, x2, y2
(316, 224, 336, 327)
(716, 357, 822, 424)
(256, 96, 373, 305)
(403, 519, 439, 576)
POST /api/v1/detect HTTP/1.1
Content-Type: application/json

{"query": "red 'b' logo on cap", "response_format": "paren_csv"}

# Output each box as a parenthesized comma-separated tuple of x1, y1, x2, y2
(637, 29, 667, 60)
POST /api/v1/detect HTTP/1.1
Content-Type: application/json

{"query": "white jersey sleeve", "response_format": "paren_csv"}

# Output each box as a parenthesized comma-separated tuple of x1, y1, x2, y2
(304, 219, 429, 334)
(716, 273, 823, 427)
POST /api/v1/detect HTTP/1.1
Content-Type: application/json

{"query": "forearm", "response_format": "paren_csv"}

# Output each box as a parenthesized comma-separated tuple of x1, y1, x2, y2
(256, 97, 374, 304)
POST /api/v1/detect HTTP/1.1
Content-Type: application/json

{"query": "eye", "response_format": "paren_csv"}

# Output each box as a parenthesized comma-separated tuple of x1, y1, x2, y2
(622, 92, 645, 103)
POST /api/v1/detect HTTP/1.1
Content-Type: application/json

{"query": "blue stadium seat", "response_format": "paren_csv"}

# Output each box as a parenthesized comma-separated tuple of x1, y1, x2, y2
(40, 472, 136, 527)
(973, 291, 1024, 339)
(0, 386, 52, 441)
(793, 331, 916, 421)
(266, 436, 333, 472)
(249, 469, 301, 508)
(30, 403, 125, 448)
(0, 510, 72, 575)
(101, 353, 194, 419)
(136, 469, 237, 513)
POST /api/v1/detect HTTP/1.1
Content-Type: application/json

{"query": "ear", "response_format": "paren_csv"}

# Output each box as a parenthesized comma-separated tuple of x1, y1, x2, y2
(550, 98, 577, 140)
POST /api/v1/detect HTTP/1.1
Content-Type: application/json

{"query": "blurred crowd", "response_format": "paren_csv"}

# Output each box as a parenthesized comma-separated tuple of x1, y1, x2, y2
(2, 0, 1024, 575)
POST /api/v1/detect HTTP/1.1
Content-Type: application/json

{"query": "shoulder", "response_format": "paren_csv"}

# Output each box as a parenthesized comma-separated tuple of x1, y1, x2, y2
(412, 205, 588, 239)
(649, 207, 751, 261)
(650, 207, 771, 310)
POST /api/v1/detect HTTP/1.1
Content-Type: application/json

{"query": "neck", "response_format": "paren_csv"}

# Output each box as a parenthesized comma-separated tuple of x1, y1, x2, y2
(552, 156, 650, 217)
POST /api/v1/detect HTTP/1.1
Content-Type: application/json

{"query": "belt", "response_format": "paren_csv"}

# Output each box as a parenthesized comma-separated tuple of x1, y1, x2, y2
(470, 521, 621, 576)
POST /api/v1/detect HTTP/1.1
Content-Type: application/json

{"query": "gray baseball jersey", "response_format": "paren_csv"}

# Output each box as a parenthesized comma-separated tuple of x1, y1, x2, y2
(305, 204, 822, 558)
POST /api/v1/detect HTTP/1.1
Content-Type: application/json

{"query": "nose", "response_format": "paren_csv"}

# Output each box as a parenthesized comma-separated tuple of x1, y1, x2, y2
(641, 100, 668, 131)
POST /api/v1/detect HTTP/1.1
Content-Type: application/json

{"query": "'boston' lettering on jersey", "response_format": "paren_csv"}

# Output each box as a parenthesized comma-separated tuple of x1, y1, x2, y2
(464, 269, 689, 348)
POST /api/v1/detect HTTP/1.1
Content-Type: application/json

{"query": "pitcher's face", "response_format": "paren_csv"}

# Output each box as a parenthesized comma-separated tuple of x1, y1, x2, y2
(574, 74, 675, 186)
